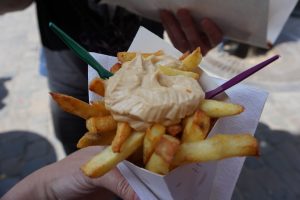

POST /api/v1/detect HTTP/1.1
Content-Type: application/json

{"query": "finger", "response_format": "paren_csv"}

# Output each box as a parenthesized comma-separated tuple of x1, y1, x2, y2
(196, 32, 211, 56)
(176, 9, 210, 53)
(49, 147, 115, 199)
(160, 9, 189, 52)
(159, 10, 177, 44)
(92, 168, 139, 200)
(57, 147, 138, 199)
(200, 18, 223, 48)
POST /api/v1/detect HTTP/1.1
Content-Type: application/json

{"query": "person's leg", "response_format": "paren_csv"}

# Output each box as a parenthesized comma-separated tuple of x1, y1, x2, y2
(44, 47, 88, 154)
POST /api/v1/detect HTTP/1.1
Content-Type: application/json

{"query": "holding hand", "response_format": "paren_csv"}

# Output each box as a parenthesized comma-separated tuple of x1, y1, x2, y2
(160, 9, 223, 55)
(2, 146, 138, 200)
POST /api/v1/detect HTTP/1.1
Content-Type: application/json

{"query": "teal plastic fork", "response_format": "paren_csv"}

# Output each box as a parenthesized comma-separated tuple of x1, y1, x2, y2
(49, 22, 113, 79)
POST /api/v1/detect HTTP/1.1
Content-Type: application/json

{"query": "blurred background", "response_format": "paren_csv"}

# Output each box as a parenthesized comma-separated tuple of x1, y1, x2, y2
(0, 5, 65, 196)
(1, 2, 300, 200)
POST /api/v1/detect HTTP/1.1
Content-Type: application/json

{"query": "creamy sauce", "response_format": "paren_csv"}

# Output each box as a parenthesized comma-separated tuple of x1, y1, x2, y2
(104, 54, 204, 131)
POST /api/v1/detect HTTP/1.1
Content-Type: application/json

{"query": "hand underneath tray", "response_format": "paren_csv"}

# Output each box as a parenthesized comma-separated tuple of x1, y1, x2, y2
(1, 146, 138, 200)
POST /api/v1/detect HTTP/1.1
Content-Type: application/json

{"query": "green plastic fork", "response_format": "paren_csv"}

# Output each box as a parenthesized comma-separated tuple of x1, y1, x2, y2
(49, 22, 113, 79)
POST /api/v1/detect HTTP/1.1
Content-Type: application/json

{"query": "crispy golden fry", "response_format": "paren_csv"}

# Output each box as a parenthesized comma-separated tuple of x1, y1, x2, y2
(143, 124, 166, 164)
(191, 66, 202, 76)
(89, 77, 105, 96)
(155, 135, 180, 163)
(117, 52, 135, 63)
(117, 50, 164, 63)
(86, 115, 117, 133)
(50, 92, 107, 119)
(182, 110, 210, 143)
(151, 50, 164, 56)
(179, 51, 190, 61)
(180, 47, 202, 71)
(172, 134, 259, 167)
(111, 122, 132, 153)
(199, 99, 245, 118)
(158, 66, 200, 80)
(77, 132, 116, 148)
(81, 131, 145, 177)
(145, 153, 168, 175)
(182, 115, 203, 143)
(90, 101, 111, 116)
(193, 110, 211, 138)
(146, 135, 180, 175)
(110, 63, 122, 74)
(166, 125, 182, 136)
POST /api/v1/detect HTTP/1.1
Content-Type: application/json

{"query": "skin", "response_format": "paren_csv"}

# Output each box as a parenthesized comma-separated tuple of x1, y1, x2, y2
(0, 0, 33, 15)
(2, 146, 139, 200)
(160, 9, 223, 55)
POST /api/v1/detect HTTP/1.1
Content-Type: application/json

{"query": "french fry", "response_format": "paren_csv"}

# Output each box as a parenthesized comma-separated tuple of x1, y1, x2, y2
(179, 50, 203, 75)
(191, 66, 202, 76)
(111, 122, 132, 153)
(181, 110, 210, 143)
(90, 101, 111, 116)
(50, 92, 107, 119)
(77, 132, 116, 148)
(89, 77, 105, 96)
(166, 125, 182, 137)
(117, 52, 135, 63)
(81, 131, 145, 177)
(146, 135, 180, 175)
(86, 115, 117, 133)
(193, 110, 211, 138)
(155, 135, 181, 164)
(172, 134, 259, 167)
(179, 51, 190, 61)
(117, 50, 164, 63)
(199, 99, 244, 118)
(110, 63, 122, 74)
(145, 153, 168, 175)
(158, 66, 200, 80)
(182, 115, 204, 143)
(143, 124, 166, 164)
(180, 47, 202, 71)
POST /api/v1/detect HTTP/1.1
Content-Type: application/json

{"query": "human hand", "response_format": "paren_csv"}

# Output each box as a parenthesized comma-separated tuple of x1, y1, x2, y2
(2, 146, 138, 200)
(160, 9, 223, 55)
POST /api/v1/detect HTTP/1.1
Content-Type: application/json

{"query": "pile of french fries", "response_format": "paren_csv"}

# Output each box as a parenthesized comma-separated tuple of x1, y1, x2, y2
(51, 48, 259, 178)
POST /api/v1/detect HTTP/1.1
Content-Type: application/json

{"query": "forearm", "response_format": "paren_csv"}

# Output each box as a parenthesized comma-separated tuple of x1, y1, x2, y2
(0, 0, 33, 15)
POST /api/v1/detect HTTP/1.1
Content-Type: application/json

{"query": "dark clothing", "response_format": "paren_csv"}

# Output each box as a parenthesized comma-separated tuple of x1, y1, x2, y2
(292, 1, 300, 17)
(35, 0, 164, 54)
(44, 48, 88, 154)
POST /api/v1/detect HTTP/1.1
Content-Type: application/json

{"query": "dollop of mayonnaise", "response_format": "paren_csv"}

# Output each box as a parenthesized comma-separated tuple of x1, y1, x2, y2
(104, 54, 204, 131)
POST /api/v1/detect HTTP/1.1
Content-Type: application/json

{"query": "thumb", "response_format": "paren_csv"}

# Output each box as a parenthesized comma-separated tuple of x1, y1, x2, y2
(93, 168, 139, 200)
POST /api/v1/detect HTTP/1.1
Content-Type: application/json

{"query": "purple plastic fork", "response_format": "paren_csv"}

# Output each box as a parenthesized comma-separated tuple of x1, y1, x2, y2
(205, 55, 280, 99)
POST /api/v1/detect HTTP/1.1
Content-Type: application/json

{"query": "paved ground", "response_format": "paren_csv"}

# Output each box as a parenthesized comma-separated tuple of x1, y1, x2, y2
(1, 5, 300, 200)
(232, 123, 300, 200)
